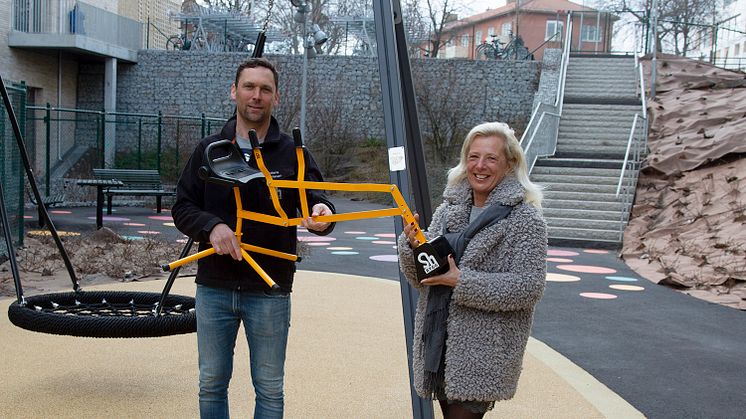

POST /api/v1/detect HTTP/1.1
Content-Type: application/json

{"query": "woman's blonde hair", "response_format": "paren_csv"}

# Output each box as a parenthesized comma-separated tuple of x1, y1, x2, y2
(446, 122, 543, 208)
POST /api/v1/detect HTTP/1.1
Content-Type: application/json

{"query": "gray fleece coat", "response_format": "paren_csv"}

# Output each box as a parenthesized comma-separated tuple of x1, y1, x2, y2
(397, 175, 547, 402)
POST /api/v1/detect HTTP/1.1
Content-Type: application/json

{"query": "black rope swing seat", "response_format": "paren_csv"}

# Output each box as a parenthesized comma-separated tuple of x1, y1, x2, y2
(1, 73, 198, 338)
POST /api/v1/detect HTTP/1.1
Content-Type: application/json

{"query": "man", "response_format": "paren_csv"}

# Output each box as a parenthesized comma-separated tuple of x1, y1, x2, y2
(172, 58, 335, 418)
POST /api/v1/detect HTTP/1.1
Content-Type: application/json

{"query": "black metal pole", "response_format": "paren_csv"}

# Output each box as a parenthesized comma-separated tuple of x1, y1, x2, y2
(373, 1, 434, 418)
(0, 73, 79, 291)
(0, 178, 24, 304)
(156, 238, 194, 315)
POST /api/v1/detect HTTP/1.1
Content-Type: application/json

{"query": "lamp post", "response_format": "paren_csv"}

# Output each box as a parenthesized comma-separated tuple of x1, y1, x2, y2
(292, 1, 327, 140)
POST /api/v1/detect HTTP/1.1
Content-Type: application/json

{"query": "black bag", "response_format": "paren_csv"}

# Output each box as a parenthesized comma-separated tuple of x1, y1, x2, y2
(413, 204, 512, 281)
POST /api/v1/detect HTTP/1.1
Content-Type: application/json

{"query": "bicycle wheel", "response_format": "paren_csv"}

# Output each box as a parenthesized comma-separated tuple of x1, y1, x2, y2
(167, 35, 184, 50)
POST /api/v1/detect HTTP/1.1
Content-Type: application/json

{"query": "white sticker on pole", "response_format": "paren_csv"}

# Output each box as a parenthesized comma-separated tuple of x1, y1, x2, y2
(388, 146, 406, 171)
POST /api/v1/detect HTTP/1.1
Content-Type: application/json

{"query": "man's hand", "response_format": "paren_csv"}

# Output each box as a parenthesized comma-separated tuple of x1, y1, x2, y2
(302, 203, 332, 232)
(420, 255, 460, 287)
(209, 223, 242, 261)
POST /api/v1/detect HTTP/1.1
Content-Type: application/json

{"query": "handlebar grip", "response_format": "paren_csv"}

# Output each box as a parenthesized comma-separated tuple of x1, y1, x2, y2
(248, 129, 260, 149)
(292, 128, 303, 147)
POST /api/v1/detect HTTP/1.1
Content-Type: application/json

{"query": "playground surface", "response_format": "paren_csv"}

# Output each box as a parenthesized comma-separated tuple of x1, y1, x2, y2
(1, 198, 743, 418)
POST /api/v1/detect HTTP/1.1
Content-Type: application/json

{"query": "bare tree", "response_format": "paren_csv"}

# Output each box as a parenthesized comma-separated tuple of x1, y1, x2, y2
(599, 0, 720, 56)
(200, 0, 254, 13)
(423, 0, 460, 58)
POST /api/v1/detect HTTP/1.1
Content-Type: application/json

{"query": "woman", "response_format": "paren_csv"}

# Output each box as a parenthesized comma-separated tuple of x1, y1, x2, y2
(398, 122, 547, 418)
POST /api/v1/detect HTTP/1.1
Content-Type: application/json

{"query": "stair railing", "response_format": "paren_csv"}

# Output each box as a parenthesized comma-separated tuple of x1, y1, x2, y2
(520, 12, 573, 172)
(615, 43, 650, 241)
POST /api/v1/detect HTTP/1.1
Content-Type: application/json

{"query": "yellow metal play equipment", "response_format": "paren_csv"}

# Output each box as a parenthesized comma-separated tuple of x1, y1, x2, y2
(162, 128, 428, 290)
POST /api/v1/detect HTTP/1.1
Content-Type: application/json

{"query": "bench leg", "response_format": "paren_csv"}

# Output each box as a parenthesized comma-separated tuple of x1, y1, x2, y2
(37, 205, 45, 228)
(107, 195, 113, 215)
(156, 196, 162, 213)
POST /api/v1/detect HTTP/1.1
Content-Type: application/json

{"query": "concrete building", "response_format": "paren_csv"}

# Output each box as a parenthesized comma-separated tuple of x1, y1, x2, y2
(421, 0, 616, 61)
(688, 0, 746, 70)
(1, 0, 179, 172)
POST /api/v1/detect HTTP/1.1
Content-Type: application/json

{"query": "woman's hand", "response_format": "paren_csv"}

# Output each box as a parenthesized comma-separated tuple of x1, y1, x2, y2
(420, 255, 460, 287)
(403, 213, 421, 248)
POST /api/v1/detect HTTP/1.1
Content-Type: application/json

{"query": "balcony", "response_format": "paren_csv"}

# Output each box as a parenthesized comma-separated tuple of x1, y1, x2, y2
(9, 0, 142, 63)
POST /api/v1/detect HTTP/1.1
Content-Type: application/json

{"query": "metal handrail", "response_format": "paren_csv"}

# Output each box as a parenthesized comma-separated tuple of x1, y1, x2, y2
(616, 113, 639, 197)
(521, 11, 573, 173)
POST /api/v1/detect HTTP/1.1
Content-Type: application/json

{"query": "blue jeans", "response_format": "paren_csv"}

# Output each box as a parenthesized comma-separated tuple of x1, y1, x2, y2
(196, 284, 291, 419)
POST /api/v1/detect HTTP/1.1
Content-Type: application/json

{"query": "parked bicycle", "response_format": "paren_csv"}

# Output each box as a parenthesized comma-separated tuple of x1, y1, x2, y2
(476, 33, 534, 61)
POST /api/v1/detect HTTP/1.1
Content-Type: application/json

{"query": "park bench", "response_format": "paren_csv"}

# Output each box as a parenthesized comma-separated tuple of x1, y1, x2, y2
(27, 190, 65, 227)
(92, 168, 175, 214)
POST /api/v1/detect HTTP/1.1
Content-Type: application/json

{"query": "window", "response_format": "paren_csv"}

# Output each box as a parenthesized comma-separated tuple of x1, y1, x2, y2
(545, 20, 563, 41)
(735, 44, 740, 56)
(581, 25, 600, 42)
(487, 26, 494, 38)
(461, 33, 470, 47)
(475, 30, 483, 44)
(501, 22, 512, 37)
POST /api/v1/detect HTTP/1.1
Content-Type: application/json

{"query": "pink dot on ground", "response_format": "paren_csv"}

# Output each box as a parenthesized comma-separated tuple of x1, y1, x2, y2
(50, 210, 72, 214)
(373, 240, 396, 245)
(176, 238, 190, 243)
(89, 216, 131, 222)
(23, 215, 33, 219)
(344, 231, 366, 234)
(580, 292, 618, 300)
(557, 265, 617, 274)
(327, 247, 353, 251)
(298, 236, 337, 242)
(547, 257, 573, 263)
(137, 230, 161, 235)
(584, 249, 610, 254)
(548, 249, 580, 257)
(370, 255, 398, 262)
(609, 284, 645, 291)
(547, 273, 581, 282)
(148, 215, 173, 221)
(163, 222, 176, 227)
(124, 223, 146, 227)
(374, 233, 396, 238)
(306, 242, 331, 246)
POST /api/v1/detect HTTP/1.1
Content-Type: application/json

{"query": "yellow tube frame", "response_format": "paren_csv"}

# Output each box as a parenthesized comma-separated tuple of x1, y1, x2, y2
(165, 142, 427, 289)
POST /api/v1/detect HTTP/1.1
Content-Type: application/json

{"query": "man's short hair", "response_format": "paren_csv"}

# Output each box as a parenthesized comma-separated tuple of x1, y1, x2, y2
(234, 58, 279, 89)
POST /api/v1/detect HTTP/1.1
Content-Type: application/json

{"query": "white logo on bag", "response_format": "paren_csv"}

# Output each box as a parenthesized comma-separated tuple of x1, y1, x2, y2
(418, 252, 440, 274)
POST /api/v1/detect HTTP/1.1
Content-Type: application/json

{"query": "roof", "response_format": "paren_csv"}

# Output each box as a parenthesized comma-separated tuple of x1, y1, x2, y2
(445, 0, 602, 31)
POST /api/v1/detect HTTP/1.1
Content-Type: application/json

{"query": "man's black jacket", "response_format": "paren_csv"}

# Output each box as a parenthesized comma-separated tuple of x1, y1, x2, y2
(172, 116, 335, 292)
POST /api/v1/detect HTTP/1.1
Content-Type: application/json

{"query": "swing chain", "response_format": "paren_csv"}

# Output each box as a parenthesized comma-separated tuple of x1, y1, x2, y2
(261, 0, 274, 33)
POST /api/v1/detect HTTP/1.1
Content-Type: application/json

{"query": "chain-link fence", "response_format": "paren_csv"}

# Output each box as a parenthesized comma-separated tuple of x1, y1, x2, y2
(1, 82, 27, 251)
(25, 107, 227, 186)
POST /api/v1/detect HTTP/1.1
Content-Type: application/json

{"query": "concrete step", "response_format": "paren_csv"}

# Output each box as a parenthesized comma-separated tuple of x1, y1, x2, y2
(543, 190, 622, 202)
(532, 165, 622, 178)
(554, 150, 629, 160)
(547, 226, 621, 242)
(558, 138, 631, 147)
(560, 115, 638, 125)
(562, 103, 642, 113)
(542, 183, 618, 194)
(557, 131, 632, 141)
(532, 174, 619, 186)
(542, 207, 622, 221)
(534, 158, 624, 169)
(545, 217, 623, 231)
(543, 198, 624, 212)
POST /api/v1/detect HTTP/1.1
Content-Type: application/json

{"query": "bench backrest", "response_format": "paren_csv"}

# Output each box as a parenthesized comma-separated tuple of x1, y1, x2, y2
(92, 169, 164, 190)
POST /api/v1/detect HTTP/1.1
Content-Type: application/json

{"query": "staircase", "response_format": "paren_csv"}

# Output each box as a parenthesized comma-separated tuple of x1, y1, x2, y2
(532, 54, 643, 248)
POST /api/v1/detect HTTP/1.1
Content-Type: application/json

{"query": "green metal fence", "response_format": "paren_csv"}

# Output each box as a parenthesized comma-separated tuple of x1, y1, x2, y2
(1, 82, 27, 249)
(26, 106, 227, 184)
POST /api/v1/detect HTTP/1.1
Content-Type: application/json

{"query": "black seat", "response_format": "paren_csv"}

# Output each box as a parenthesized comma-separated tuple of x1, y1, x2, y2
(200, 140, 264, 186)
